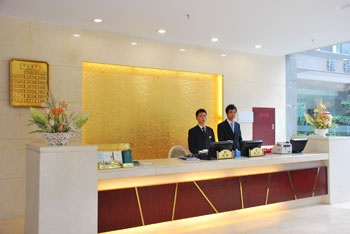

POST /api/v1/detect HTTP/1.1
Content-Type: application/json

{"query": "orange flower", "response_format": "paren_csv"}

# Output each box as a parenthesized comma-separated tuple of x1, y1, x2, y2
(58, 124, 63, 132)
(52, 108, 64, 115)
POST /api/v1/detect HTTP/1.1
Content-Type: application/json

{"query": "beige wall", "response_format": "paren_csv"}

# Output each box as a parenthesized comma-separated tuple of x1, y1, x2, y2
(0, 15, 285, 223)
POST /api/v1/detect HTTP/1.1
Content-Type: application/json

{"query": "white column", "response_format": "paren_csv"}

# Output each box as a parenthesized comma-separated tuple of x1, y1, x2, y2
(25, 144, 98, 234)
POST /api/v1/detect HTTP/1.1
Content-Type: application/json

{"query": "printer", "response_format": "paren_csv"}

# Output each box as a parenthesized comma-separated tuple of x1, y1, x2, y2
(272, 142, 292, 154)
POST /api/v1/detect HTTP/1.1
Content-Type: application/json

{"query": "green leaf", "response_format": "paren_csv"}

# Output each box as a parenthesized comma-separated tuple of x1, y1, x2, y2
(30, 108, 48, 123)
(29, 108, 49, 132)
(72, 112, 90, 129)
(304, 113, 315, 126)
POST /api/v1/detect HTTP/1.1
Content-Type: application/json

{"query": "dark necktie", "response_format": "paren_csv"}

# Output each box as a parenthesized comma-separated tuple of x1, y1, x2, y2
(202, 127, 206, 135)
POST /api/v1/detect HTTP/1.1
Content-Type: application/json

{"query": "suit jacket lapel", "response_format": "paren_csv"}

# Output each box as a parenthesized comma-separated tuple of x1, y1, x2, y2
(198, 125, 206, 138)
(225, 121, 231, 131)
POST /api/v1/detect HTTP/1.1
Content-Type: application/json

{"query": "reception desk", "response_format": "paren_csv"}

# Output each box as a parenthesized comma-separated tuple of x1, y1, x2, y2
(97, 153, 328, 232)
(25, 137, 350, 234)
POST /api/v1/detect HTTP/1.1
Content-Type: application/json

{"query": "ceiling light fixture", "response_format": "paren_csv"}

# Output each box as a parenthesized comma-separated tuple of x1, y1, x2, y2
(93, 18, 103, 23)
(179, 48, 186, 52)
(131, 42, 138, 46)
(221, 54, 227, 57)
(255, 44, 262, 49)
(73, 34, 80, 37)
(158, 29, 166, 34)
(211, 37, 219, 42)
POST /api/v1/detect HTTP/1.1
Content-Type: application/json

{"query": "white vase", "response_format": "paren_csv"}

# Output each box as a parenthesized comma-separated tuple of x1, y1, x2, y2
(43, 132, 74, 146)
(314, 128, 328, 137)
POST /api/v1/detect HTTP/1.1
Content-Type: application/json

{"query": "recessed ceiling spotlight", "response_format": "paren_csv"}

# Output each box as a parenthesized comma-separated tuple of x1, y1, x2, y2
(255, 44, 262, 49)
(73, 34, 80, 37)
(344, 58, 349, 61)
(131, 42, 138, 46)
(93, 18, 103, 23)
(179, 48, 186, 52)
(220, 54, 227, 57)
(158, 29, 166, 34)
(211, 37, 219, 42)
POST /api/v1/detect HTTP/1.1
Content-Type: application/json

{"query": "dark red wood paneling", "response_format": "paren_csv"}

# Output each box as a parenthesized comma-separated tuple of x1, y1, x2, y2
(138, 184, 175, 225)
(98, 167, 328, 232)
(290, 168, 317, 199)
(98, 188, 142, 233)
(174, 182, 215, 220)
(314, 166, 328, 196)
(267, 171, 294, 204)
(241, 174, 269, 208)
(196, 177, 241, 212)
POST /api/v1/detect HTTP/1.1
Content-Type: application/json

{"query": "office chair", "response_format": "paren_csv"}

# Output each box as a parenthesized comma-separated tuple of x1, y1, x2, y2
(168, 145, 190, 158)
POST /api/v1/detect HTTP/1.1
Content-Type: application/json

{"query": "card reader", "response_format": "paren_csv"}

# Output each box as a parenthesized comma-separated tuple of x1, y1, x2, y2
(271, 142, 292, 154)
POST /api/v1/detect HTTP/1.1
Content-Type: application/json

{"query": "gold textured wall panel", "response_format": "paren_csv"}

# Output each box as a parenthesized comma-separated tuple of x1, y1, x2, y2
(82, 62, 223, 159)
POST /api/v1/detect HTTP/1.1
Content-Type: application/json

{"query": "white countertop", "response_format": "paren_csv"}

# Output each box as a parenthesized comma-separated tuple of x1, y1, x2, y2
(26, 143, 98, 153)
(98, 153, 329, 186)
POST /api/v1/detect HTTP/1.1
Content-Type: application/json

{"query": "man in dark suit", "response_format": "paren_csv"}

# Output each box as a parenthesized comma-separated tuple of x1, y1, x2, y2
(217, 104, 242, 151)
(188, 109, 216, 154)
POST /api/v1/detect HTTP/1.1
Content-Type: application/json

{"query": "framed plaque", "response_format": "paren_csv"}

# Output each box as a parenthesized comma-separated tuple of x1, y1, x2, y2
(249, 147, 264, 157)
(217, 149, 233, 160)
(10, 59, 49, 107)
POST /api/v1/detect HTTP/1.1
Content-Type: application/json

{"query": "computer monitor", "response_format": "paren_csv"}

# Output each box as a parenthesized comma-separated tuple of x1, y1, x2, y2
(204, 140, 233, 160)
(290, 138, 308, 153)
(240, 140, 263, 157)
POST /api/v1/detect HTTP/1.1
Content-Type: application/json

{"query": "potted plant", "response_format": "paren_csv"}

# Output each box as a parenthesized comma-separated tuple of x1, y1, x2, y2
(28, 94, 90, 145)
(304, 98, 334, 137)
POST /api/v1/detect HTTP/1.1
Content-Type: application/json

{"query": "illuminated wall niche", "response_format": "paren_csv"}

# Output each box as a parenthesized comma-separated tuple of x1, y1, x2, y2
(82, 62, 223, 159)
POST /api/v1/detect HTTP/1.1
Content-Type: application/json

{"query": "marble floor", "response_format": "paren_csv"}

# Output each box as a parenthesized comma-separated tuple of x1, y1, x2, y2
(172, 202, 350, 234)
(111, 202, 350, 234)
(2, 202, 350, 234)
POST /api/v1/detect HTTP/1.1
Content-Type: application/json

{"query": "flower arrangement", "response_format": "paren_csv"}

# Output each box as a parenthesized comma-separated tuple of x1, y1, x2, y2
(28, 94, 90, 134)
(304, 99, 334, 129)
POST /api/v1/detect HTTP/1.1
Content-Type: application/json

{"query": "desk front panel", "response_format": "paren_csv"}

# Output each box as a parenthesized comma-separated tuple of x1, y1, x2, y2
(98, 166, 327, 233)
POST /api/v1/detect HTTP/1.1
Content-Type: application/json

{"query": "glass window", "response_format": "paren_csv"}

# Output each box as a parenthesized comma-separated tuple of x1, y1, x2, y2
(287, 42, 350, 138)
(340, 43, 350, 55)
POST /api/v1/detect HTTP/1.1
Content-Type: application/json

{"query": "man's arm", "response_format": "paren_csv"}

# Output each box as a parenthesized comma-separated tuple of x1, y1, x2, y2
(236, 123, 243, 150)
(217, 123, 225, 141)
(211, 129, 216, 142)
(188, 129, 198, 154)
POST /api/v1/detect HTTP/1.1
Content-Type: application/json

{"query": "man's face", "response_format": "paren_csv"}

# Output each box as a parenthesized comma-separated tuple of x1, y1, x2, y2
(196, 112, 207, 126)
(227, 109, 237, 121)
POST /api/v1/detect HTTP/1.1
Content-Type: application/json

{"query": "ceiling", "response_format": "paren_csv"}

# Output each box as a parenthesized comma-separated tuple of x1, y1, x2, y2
(0, 0, 350, 56)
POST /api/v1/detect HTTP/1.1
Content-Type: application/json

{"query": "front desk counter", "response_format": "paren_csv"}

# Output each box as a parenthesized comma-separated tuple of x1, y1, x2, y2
(25, 137, 350, 234)
(98, 153, 329, 233)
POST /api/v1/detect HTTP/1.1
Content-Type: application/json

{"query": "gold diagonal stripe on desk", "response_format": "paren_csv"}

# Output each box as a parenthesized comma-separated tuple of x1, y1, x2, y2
(265, 173, 271, 205)
(288, 171, 297, 200)
(312, 167, 320, 197)
(239, 177, 244, 209)
(135, 187, 145, 226)
(193, 181, 218, 213)
(172, 183, 179, 221)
